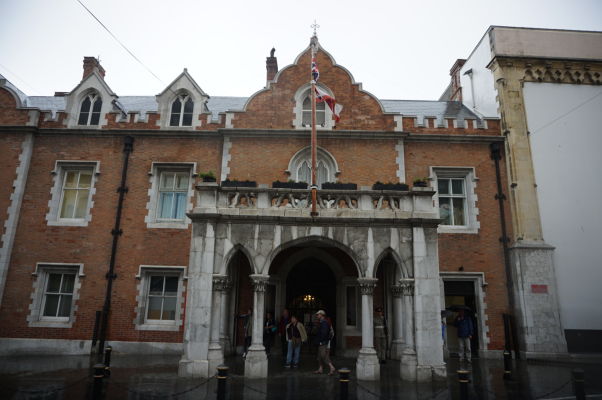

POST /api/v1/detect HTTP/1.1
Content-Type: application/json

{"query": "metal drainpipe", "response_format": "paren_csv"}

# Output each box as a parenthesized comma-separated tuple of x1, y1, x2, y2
(97, 135, 134, 361)
(490, 141, 520, 357)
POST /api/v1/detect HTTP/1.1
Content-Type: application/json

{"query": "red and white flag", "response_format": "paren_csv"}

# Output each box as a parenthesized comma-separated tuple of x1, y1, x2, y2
(314, 86, 343, 122)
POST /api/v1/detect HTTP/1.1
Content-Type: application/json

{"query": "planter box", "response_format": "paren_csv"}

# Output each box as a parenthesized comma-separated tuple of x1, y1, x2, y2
(272, 181, 308, 189)
(322, 182, 357, 190)
(202, 177, 217, 182)
(413, 181, 428, 188)
(221, 180, 257, 188)
(372, 183, 409, 191)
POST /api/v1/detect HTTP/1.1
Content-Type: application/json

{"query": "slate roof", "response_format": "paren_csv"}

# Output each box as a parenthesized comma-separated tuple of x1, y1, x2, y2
(2, 74, 483, 123)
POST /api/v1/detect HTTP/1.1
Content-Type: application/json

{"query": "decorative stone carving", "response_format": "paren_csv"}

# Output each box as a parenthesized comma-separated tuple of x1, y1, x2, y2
(390, 284, 403, 298)
(318, 194, 359, 209)
(357, 278, 378, 295)
(249, 274, 270, 292)
(212, 275, 231, 291)
(399, 279, 414, 296)
(372, 196, 400, 210)
(228, 192, 257, 208)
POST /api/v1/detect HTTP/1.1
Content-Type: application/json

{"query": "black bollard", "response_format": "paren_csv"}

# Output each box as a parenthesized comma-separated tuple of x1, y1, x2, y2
(503, 349, 512, 380)
(92, 363, 105, 400)
(339, 368, 350, 400)
(103, 346, 112, 377)
(572, 369, 585, 400)
(458, 369, 469, 400)
(217, 365, 229, 400)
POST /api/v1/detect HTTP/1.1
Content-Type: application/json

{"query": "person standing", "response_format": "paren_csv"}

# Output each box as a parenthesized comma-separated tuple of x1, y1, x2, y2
(263, 312, 276, 356)
(278, 308, 290, 356)
(284, 315, 307, 368)
(453, 308, 474, 363)
(373, 307, 388, 364)
(239, 308, 253, 358)
(313, 310, 336, 375)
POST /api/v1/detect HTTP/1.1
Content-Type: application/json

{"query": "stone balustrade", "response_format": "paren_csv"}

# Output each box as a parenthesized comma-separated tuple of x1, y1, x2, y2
(194, 183, 438, 220)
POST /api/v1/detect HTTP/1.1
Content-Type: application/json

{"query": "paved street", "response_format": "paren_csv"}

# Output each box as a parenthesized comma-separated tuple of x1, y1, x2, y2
(1, 353, 601, 399)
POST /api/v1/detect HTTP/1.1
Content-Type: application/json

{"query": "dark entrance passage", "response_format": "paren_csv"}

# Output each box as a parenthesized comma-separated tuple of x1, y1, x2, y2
(444, 280, 479, 357)
(286, 257, 337, 353)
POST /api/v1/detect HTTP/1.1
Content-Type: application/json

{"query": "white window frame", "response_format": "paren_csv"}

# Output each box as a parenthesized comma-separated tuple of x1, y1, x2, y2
(286, 147, 340, 188)
(430, 167, 480, 234)
(28, 263, 85, 328)
(145, 162, 196, 229)
(77, 92, 103, 126)
(134, 265, 187, 331)
(46, 161, 100, 227)
(169, 93, 194, 127)
(292, 84, 336, 130)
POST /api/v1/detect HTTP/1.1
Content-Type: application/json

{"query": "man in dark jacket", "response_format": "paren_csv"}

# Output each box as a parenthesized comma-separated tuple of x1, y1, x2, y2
(313, 310, 336, 375)
(453, 309, 474, 363)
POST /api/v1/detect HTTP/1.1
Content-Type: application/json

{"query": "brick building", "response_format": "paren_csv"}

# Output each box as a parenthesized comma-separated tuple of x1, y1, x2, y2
(0, 36, 510, 381)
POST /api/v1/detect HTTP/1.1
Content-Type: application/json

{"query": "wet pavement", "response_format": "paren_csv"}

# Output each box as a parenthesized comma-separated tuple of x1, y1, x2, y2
(1, 352, 601, 399)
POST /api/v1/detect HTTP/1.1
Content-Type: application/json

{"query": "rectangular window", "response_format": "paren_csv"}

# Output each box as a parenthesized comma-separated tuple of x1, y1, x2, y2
(42, 272, 75, 319)
(28, 263, 83, 328)
(346, 286, 357, 326)
(59, 169, 93, 219)
(157, 171, 189, 220)
(146, 275, 179, 321)
(437, 177, 466, 226)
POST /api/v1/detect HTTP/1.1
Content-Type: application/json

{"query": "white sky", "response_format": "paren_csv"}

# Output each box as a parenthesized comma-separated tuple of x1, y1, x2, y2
(1, 0, 601, 100)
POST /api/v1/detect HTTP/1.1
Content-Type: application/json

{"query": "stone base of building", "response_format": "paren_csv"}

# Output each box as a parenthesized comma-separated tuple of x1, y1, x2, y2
(178, 358, 210, 378)
(356, 348, 380, 381)
(244, 346, 268, 378)
(390, 339, 403, 360)
(509, 242, 568, 354)
(417, 364, 447, 382)
(207, 343, 224, 373)
(400, 348, 417, 380)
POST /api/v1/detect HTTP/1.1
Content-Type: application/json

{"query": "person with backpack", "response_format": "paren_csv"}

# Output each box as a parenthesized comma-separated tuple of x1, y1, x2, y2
(313, 310, 336, 375)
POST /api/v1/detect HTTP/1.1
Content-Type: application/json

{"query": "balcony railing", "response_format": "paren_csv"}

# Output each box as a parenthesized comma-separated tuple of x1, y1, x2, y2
(193, 183, 439, 220)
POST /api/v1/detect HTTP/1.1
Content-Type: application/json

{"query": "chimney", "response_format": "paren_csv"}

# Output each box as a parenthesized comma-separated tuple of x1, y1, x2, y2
(449, 59, 466, 102)
(82, 56, 106, 80)
(266, 48, 278, 82)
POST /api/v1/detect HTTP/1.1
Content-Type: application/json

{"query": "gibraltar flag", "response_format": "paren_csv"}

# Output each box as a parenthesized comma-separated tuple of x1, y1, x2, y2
(314, 86, 343, 122)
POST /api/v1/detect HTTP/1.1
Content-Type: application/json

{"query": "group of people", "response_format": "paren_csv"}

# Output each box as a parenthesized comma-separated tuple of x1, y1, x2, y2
(238, 308, 336, 374)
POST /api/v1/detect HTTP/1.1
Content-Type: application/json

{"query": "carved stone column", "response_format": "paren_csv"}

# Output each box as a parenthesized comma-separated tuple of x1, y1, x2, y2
(219, 278, 233, 355)
(356, 277, 380, 381)
(245, 274, 269, 378)
(208, 274, 229, 371)
(399, 278, 417, 380)
(390, 284, 404, 360)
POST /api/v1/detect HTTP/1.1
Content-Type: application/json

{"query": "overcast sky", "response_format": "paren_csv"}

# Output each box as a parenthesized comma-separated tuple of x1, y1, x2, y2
(1, 0, 601, 100)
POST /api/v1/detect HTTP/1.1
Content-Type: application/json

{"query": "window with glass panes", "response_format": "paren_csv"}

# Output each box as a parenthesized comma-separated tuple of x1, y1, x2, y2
(296, 159, 329, 188)
(41, 272, 75, 319)
(146, 275, 178, 321)
(170, 94, 194, 126)
(437, 178, 466, 225)
(78, 93, 102, 125)
(157, 171, 189, 220)
(59, 169, 93, 219)
(302, 95, 325, 127)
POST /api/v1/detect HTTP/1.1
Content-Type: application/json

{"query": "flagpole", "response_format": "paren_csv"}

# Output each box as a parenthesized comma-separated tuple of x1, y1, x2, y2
(310, 42, 318, 217)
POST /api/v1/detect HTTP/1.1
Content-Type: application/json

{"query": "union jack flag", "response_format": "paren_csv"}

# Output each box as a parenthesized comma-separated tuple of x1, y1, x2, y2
(315, 86, 343, 122)
(311, 56, 320, 82)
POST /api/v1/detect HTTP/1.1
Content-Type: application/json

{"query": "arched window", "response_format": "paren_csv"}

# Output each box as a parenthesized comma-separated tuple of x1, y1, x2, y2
(289, 147, 339, 188)
(302, 95, 325, 127)
(77, 93, 102, 125)
(170, 94, 194, 127)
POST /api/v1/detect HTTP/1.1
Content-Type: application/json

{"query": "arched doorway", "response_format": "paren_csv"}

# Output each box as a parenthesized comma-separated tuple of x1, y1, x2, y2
(269, 240, 360, 357)
(286, 257, 337, 353)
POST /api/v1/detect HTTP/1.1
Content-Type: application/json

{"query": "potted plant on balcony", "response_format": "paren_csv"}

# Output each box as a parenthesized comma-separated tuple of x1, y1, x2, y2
(221, 178, 257, 188)
(199, 171, 216, 182)
(272, 180, 308, 189)
(372, 181, 409, 191)
(413, 177, 429, 188)
(322, 182, 357, 190)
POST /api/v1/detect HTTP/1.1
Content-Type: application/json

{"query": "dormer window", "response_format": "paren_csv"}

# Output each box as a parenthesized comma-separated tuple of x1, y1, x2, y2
(77, 93, 102, 126)
(302, 96, 325, 127)
(170, 94, 194, 127)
